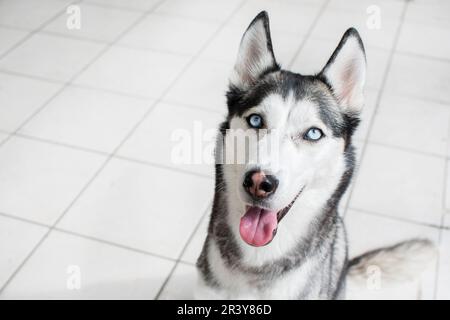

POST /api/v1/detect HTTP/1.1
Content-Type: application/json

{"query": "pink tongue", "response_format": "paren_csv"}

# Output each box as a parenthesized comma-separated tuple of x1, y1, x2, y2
(239, 206, 278, 247)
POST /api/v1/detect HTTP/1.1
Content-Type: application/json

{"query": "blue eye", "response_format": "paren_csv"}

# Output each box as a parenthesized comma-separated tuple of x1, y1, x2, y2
(247, 114, 263, 128)
(304, 127, 323, 141)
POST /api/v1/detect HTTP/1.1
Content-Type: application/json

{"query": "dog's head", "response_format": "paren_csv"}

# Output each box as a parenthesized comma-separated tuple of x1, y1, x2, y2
(221, 12, 366, 247)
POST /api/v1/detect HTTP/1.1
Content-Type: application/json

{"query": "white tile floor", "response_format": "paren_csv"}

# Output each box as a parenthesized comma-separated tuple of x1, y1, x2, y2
(0, 0, 448, 300)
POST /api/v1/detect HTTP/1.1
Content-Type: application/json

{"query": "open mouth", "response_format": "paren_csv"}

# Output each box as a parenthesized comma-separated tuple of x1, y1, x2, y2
(239, 187, 304, 247)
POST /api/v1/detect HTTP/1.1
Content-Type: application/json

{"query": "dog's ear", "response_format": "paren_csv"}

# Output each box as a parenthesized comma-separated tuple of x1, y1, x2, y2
(230, 11, 279, 90)
(319, 28, 366, 112)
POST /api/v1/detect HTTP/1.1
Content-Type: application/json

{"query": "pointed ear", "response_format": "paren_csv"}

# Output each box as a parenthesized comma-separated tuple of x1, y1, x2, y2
(319, 28, 366, 112)
(230, 11, 279, 90)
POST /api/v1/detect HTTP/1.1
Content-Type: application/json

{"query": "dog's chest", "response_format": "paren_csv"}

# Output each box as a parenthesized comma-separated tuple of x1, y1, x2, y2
(207, 240, 321, 299)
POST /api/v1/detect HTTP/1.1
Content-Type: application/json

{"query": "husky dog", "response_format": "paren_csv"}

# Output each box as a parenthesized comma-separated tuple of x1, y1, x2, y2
(196, 12, 436, 300)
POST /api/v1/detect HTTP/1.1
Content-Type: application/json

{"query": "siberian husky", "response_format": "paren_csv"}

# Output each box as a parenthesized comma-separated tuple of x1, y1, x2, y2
(196, 11, 436, 300)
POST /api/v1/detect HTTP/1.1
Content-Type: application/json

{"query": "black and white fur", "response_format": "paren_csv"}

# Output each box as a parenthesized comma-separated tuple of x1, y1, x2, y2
(196, 12, 436, 300)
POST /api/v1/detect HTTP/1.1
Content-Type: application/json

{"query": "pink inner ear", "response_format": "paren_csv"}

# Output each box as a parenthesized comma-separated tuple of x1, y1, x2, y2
(321, 31, 366, 111)
(336, 58, 364, 109)
(339, 62, 356, 102)
(240, 40, 264, 84)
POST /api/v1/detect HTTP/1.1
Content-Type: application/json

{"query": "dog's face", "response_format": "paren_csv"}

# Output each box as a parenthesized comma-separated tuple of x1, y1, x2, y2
(221, 12, 366, 247)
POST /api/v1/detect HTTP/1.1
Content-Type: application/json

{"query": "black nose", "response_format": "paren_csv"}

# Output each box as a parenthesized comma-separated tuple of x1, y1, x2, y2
(243, 170, 279, 199)
(260, 178, 276, 193)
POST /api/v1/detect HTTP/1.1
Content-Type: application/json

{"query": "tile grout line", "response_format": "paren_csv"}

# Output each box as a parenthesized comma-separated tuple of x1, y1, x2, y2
(0, 210, 179, 264)
(432, 118, 450, 298)
(286, 0, 331, 69)
(12, 132, 214, 180)
(342, 0, 410, 218)
(14, 132, 110, 156)
(0, 211, 51, 229)
(364, 139, 447, 160)
(0, 68, 69, 85)
(347, 206, 449, 231)
(113, 155, 213, 179)
(0, 0, 173, 295)
(53, 227, 180, 263)
(0, 23, 34, 33)
(154, 202, 212, 300)
(68, 0, 151, 13)
(37, 28, 208, 58)
(395, 49, 450, 65)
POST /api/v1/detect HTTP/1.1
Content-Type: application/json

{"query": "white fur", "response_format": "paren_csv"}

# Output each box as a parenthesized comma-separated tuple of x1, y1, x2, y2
(195, 240, 317, 300)
(346, 239, 438, 300)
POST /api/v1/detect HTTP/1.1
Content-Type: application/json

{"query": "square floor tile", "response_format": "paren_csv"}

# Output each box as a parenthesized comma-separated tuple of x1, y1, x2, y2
(0, 73, 62, 132)
(346, 209, 440, 258)
(118, 102, 223, 177)
(84, 0, 162, 11)
(311, 9, 400, 50)
(74, 46, 190, 98)
(405, 1, 450, 25)
(291, 38, 390, 91)
(369, 94, 450, 156)
(385, 53, 450, 104)
(0, 230, 174, 299)
(436, 230, 450, 299)
(158, 262, 197, 300)
(350, 144, 445, 225)
(397, 21, 450, 61)
(229, 0, 321, 35)
(200, 24, 304, 67)
(180, 214, 208, 264)
(0, 137, 106, 225)
(20, 86, 152, 153)
(57, 158, 213, 259)
(0, 33, 105, 82)
(44, 3, 141, 42)
(155, 0, 242, 22)
(119, 14, 221, 55)
(0, 0, 72, 30)
(0, 27, 28, 57)
(0, 215, 48, 289)
(290, 38, 335, 74)
(163, 58, 230, 112)
(345, 209, 439, 299)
